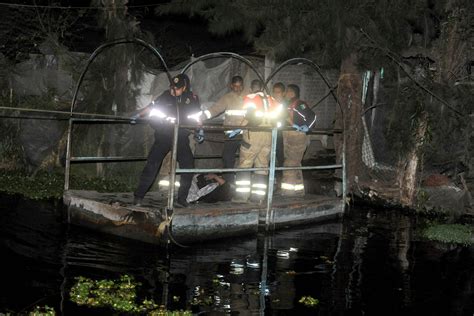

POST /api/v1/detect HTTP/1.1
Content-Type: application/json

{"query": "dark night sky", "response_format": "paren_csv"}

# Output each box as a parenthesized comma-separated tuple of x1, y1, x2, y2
(66, 0, 255, 64)
(0, 0, 253, 64)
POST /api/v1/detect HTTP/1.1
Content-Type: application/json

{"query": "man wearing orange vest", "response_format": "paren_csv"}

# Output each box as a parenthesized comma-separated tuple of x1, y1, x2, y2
(233, 91, 283, 203)
(281, 84, 316, 196)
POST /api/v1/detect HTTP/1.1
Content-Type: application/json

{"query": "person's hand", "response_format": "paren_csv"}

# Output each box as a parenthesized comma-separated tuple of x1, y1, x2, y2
(204, 173, 217, 180)
(194, 129, 204, 143)
(292, 124, 309, 132)
(130, 114, 140, 125)
(298, 125, 309, 132)
(227, 129, 242, 138)
(187, 111, 206, 125)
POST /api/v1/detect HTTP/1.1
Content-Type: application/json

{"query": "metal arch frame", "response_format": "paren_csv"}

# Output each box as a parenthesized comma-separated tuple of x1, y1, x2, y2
(180, 52, 270, 95)
(264, 57, 347, 210)
(64, 38, 172, 191)
(265, 57, 343, 119)
(69, 38, 172, 115)
(166, 52, 272, 212)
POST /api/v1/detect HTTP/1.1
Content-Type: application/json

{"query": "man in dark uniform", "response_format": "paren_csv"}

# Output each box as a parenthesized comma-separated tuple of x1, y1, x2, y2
(131, 73, 200, 208)
(280, 84, 316, 196)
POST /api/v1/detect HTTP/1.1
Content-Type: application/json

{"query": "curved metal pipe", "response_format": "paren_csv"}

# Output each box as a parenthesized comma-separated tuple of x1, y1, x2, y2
(65, 38, 171, 192)
(265, 57, 342, 117)
(69, 38, 172, 116)
(265, 57, 347, 201)
(180, 52, 271, 95)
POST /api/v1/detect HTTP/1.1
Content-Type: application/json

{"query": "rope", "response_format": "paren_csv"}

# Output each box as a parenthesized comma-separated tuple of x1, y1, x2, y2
(165, 215, 189, 248)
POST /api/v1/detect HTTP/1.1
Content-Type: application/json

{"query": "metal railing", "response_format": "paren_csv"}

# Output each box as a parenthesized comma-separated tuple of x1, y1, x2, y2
(64, 117, 346, 231)
(57, 39, 347, 231)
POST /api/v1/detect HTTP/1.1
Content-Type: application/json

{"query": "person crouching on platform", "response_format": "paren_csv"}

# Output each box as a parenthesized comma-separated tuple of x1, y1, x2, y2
(280, 84, 316, 197)
(186, 173, 231, 204)
(233, 91, 283, 204)
(130, 74, 200, 208)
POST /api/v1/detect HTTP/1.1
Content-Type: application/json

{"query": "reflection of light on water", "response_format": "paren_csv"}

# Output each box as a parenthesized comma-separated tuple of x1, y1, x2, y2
(230, 267, 244, 275)
(230, 259, 245, 268)
(230, 258, 245, 274)
(193, 285, 201, 296)
(246, 255, 260, 269)
(277, 250, 290, 259)
(259, 282, 270, 296)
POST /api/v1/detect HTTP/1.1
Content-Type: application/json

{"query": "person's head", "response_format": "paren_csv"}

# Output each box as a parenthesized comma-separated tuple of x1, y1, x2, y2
(286, 84, 300, 101)
(170, 73, 189, 97)
(230, 75, 244, 95)
(250, 79, 263, 93)
(272, 82, 286, 102)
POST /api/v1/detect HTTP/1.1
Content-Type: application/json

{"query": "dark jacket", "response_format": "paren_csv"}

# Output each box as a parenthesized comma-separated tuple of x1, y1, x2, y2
(287, 99, 316, 129)
(148, 90, 200, 136)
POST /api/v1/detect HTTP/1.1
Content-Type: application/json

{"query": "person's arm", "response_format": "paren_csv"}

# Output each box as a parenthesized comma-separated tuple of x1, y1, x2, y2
(205, 174, 225, 185)
(292, 101, 316, 131)
(130, 100, 154, 122)
(299, 102, 317, 128)
(132, 92, 166, 119)
(186, 175, 200, 203)
(195, 182, 220, 200)
(207, 93, 230, 118)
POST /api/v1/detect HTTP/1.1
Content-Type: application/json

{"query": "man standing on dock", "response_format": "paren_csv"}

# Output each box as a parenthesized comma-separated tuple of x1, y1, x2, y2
(280, 84, 316, 196)
(130, 73, 200, 208)
(196, 75, 245, 185)
(233, 91, 283, 203)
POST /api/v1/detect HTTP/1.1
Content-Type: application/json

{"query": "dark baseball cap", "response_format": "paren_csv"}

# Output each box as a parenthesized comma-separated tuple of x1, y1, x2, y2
(171, 74, 189, 89)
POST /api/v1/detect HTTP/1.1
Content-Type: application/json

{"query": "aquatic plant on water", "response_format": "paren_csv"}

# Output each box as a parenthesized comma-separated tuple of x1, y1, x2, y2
(0, 169, 134, 200)
(298, 296, 319, 308)
(422, 224, 473, 246)
(28, 305, 56, 316)
(70, 275, 191, 315)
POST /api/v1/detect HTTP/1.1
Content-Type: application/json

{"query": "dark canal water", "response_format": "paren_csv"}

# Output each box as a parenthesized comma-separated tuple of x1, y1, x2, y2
(1, 194, 473, 315)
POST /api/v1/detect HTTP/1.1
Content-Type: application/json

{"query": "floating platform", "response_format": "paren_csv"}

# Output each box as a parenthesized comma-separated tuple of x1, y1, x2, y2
(63, 190, 345, 245)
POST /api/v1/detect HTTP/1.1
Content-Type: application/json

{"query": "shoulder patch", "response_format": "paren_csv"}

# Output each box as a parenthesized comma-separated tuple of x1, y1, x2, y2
(299, 103, 306, 110)
(185, 98, 190, 104)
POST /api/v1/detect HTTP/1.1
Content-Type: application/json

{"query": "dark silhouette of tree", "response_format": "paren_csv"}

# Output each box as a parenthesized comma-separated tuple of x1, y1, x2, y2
(156, 0, 472, 203)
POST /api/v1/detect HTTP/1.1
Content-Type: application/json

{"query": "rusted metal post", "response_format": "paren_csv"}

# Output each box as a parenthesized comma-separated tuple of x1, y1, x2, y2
(264, 127, 278, 231)
(64, 118, 73, 191)
(166, 123, 179, 216)
(258, 233, 270, 314)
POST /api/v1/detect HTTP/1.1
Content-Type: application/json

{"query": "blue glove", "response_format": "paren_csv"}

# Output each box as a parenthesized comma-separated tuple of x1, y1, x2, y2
(130, 114, 140, 125)
(227, 129, 242, 139)
(195, 129, 204, 143)
(292, 124, 309, 133)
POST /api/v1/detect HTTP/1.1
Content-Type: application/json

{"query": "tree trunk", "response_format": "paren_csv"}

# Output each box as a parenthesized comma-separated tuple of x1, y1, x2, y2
(433, 3, 468, 85)
(335, 52, 367, 192)
(399, 111, 428, 205)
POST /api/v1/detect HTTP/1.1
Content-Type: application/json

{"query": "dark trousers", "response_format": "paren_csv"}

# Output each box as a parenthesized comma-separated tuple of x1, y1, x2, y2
(222, 139, 241, 183)
(134, 131, 194, 201)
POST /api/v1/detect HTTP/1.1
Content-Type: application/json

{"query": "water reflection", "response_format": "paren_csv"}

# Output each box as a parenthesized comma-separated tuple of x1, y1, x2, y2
(0, 195, 473, 315)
